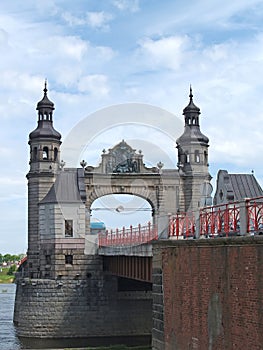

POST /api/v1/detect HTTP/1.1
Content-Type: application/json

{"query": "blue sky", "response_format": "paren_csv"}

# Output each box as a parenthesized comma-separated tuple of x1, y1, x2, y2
(1, 0, 263, 253)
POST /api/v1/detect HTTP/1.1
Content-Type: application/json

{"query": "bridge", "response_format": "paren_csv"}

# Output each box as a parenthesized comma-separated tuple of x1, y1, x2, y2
(97, 195, 263, 283)
(15, 86, 263, 349)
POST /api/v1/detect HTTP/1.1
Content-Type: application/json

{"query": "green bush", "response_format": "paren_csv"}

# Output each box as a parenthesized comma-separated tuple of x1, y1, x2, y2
(7, 264, 16, 276)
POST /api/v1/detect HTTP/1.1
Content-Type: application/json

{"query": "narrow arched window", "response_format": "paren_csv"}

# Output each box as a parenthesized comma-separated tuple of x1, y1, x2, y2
(43, 147, 49, 159)
(33, 147, 37, 161)
(195, 150, 200, 163)
(204, 151, 208, 165)
(186, 151, 190, 163)
(54, 147, 58, 161)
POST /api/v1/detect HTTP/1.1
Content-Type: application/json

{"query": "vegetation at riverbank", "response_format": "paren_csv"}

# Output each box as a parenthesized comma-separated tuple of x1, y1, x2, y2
(0, 253, 25, 283)
(0, 253, 24, 265)
(0, 267, 16, 283)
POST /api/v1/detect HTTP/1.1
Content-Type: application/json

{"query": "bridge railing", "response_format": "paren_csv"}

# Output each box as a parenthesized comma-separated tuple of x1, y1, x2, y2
(246, 196, 263, 234)
(169, 212, 196, 239)
(199, 202, 240, 237)
(169, 202, 242, 239)
(169, 196, 263, 239)
(98, 222, 158, 247)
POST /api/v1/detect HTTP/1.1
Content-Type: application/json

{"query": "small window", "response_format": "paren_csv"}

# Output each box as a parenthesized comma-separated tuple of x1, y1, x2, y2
(43, 146, 49, 159)
(54, 147, 58, 161)
(45, 255, 51, 265)
(195, 150, 200, 163)
(186, 152, 190, 163)
(65, 255, 73, 265)
(65, 220, 73, 237)
(33, 147, 37, 161)
(204, 151, 208, 165)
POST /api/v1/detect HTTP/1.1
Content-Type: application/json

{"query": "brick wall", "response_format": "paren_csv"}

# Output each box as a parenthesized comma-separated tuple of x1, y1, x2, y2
(152, 237, 263, 350)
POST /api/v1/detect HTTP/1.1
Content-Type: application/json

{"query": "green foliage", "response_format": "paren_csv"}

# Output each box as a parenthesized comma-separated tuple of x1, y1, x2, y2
(7, 264, 17, 276)
(0, 253, 25, 264)
(0, 267, 15, 283)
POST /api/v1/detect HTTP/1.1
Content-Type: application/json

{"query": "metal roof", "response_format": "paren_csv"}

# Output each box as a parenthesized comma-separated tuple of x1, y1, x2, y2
(40, 169, 83, 204)
(229, 174, 263, 200)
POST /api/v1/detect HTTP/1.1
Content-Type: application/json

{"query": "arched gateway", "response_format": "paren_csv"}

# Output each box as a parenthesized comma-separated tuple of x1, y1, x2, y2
(14, 83, 213, 341)
(84, 139, 166, 234)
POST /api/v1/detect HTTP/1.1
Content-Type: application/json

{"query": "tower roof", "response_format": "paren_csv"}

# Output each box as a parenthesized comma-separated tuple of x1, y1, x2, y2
(177, 86, 209, 145)
(29, 81, 61, 142)
(36, 80, 55, 114)
(183, 86, 200, 115)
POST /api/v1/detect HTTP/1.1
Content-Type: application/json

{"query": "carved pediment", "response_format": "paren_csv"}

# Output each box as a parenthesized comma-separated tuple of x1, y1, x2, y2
(84, 140, 161, 174)
(103, 140, 141, 173)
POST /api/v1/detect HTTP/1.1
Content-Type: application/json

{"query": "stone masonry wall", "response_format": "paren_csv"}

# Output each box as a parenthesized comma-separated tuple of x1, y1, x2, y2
(14, 255, 152, 339)
(152, 237, 263, 350)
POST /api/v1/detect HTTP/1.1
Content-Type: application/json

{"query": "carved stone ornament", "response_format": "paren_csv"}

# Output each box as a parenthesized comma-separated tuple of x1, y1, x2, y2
(104, 140, 140, 173)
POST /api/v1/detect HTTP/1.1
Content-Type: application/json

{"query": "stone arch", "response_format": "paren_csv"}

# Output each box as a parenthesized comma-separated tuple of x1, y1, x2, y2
(89, 190, 156, 215)
(89, 192, 154, 229)
(85, 182, 160, 233)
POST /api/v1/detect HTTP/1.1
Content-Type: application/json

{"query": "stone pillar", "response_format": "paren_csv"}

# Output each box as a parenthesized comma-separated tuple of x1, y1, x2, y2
(239, 199, 248, 236)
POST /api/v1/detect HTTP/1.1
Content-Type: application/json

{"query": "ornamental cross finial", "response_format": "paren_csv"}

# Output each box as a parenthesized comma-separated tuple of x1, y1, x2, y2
(189, 84, 193, 100)
(44, 79, 48, 95)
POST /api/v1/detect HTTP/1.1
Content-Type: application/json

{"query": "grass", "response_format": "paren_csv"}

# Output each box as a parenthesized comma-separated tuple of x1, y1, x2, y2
(0, 267, 15, 283)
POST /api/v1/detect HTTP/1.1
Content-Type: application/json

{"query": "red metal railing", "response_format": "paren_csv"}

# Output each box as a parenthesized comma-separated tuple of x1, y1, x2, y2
(246, 196, 263, 233)
(169, 212, 196, 239)
(199, 202, 240, 237)
(98, 222, 158, 247)
(18, 256, 27, 266)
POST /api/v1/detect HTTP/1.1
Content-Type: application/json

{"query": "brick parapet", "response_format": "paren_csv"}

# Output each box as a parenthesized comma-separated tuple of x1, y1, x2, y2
(152, 236, 263, 350)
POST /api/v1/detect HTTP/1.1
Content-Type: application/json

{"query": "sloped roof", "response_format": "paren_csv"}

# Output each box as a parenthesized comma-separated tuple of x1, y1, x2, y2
(229, 174, 263, 200)
(40, 169, 83, 204)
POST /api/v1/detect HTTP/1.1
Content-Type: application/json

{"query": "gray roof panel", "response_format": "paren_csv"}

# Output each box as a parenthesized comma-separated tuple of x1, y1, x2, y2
(40, 169, 83, 204)
(229, 174, 263, 200)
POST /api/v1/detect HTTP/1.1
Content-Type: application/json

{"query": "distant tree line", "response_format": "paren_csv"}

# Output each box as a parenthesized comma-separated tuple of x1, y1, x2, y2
(0, 253, 25, 264)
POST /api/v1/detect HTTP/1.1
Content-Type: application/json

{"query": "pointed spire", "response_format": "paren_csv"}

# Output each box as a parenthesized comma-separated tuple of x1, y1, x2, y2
(189, 84, 193, 101)
(183, 85, 200, 120)
(36, 80, 55, 121)
(43, 79, 48, 96)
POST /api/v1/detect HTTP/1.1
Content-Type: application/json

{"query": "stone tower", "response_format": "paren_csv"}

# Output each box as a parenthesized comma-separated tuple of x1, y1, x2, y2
(176, 87, 211, 212)
(27, 82, 62, 278)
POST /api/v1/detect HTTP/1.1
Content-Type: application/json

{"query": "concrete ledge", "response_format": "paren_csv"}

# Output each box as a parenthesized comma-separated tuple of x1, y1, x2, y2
(98, 243, 153, 256)
(153, 235, 263, 249)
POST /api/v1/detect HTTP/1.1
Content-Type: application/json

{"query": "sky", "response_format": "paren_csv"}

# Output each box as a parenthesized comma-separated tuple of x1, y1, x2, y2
(1, 0, 263, 253)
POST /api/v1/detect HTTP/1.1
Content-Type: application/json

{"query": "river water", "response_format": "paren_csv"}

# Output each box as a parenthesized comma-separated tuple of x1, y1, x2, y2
(0, 283, 151, 350)
(0, 283, 20, 350)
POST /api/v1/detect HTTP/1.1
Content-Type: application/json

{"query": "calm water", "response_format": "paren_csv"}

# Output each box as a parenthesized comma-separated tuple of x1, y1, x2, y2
(0, 283, 20, 350)
(0, 283, 151, 350)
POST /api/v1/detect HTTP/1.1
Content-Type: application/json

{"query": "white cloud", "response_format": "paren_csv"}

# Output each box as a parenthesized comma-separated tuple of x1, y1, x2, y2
(137, 35, 190, 70)
(61, 11, 113, 30)
(77, 74, 110, 96)
(61, 12, 86, 26)
(41, 35, 88, 61)
(86, 11, 113, 30)
(112, 0, 140, 13)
